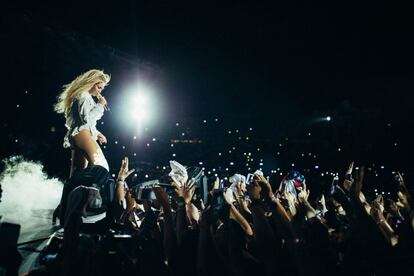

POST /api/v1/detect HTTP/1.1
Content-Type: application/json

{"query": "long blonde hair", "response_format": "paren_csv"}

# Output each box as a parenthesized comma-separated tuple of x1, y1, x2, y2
(54, 69, 110, 115)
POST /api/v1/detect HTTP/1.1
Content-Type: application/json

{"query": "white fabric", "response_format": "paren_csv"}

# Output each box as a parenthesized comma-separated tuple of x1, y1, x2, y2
(253, 170, 264, 177)
(63, 91, 104, 149)
(229, 174, 246, 185)
(229, 173, 246, 193)
(168, 160, 188, 186)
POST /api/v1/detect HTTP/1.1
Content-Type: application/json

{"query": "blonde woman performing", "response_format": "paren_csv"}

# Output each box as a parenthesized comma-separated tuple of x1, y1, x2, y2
(55, 69, 111, 176)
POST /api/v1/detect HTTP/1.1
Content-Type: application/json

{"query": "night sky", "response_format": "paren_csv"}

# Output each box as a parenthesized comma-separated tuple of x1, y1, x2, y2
(2, 1, 413, 195)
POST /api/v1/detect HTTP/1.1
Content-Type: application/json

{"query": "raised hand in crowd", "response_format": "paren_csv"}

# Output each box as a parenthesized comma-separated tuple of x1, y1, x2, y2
(342, 161, 354, 191)
(172, 177, 196, 204)
(117, 157, 135, 182)
(247, 179, 262, 200)
(25, 155, 414, 276)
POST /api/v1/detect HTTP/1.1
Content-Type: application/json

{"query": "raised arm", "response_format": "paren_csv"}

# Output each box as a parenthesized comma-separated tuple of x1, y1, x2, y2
(115, 157, 135, 206)
(153, 186, 177, 268)
(172, 177, 197, 247)
(223, 188, 253, 236)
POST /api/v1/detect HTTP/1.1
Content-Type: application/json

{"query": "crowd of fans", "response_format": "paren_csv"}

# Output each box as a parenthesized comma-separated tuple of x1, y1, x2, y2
(1, 156, 413, 276)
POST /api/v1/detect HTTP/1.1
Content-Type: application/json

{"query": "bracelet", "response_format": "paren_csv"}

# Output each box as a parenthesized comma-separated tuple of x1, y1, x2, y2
(117, 180, 128, 190)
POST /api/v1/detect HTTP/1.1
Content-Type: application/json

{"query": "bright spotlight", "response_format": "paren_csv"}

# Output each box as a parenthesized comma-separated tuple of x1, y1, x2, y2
(118, 81, 160, 138)
(326, 116, 331, 121)
(132, 94, 148, 108)
(131, 108, 147, 121)
(130, 94, 149, 120)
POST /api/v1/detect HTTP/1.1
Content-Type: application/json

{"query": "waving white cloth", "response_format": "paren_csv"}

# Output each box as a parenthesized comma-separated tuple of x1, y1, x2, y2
(229, 174, 246, 186)
(229, 173, 246, 193)
(168, 160, 188, 187)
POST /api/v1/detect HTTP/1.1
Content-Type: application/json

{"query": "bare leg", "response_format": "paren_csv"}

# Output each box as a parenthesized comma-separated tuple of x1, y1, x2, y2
(69, 147, 88, 178)
(72, 130, 109, 171)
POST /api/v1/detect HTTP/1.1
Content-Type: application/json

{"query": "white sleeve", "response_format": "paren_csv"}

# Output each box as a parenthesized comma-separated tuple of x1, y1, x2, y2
(78, 93, 105, 123)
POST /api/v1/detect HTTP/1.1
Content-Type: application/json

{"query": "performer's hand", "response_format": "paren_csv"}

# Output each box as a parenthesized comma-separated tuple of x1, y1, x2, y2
(97, 133, 107, 145)
(97, 94, 107, 106)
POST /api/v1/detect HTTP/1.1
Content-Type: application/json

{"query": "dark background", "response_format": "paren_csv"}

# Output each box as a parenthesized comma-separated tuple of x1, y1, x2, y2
(1, 1, 412, 196)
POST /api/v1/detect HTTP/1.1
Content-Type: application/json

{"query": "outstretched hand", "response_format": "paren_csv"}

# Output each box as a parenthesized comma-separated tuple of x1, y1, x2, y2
(172, 177, 196, 204)
(342, 161, 354, 191)
(117, 157, 135, 181)
(352, 166, 365, 199)
(256, 174, 273, 199)
(396, 172, 412, 203)
(97, 133, 107, 145)
(247, 180, 262, 200)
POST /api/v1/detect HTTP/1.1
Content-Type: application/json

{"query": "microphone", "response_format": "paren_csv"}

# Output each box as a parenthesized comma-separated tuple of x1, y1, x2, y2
(97, 94, 110, 112)
(103, 103, 110, 112)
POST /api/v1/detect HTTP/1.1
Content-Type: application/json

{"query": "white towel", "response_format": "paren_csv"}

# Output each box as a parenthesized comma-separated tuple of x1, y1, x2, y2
(168, 160, 188, 186)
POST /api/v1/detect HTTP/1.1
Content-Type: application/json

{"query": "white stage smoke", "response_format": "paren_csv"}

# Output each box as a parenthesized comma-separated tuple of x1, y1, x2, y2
(0, 156, 63, 239)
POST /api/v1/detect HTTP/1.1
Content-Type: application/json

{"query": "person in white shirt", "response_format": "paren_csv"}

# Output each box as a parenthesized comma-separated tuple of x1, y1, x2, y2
(55, 69, 110, 176)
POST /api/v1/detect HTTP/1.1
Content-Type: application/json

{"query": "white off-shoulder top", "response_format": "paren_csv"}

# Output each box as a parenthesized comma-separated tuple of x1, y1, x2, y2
(63, 92, 104, 149)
